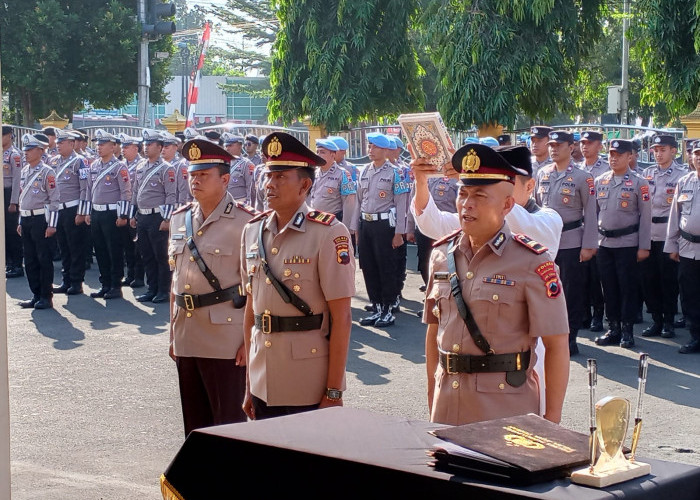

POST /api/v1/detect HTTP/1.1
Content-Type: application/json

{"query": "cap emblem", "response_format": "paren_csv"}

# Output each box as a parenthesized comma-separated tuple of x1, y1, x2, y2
(583, 133, 589, 138)
(267, 136, 282, 157)
(188, 143, 202, 161)
(462, 149, 480, 173)
(551, 133, 559, 139)
(532, 128, 539, 134)
(654, 137, 661, 143)
(613, 141, 619, 147)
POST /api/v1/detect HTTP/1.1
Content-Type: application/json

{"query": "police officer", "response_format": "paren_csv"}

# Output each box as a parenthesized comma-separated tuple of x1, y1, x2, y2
(161, 131, 190, 207)
(423, 144, 570, 425)
(535, 130, 598, 354)
(328, 135, 360, 184)
(41, 127, 59, 158)
(169, 138, 257, 436)
(240, 132, 355, 420)
(640, 134, 685, 337)
(204, 130, 222, 145)
(665, 141, 700, 353)
(130, 129, 177, 304)
(51, 129, 89, 295)
(17, 133, 60, 309)
(221, 132, 255, 204)
(244, 134, 263, 166)
(529, 126, 553, 178)
(119, 133, 145, 289)
(308, 137, 357, 223)
(351, 132, 411, 327)
(3, 125, 24, 278)
(497, 134, 512, 146)
(250, 159, 268, 212)
(592, 140, 651, 348)
(83, 129, 132, 299)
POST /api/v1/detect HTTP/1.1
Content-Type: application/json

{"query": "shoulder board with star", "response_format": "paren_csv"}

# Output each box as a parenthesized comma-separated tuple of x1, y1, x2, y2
(432, 228, 461, 248)
(248, 209, 273, 223)
(234, 201, 258, 216)
(173, 202, 194, 215)
(306, 210, 336, 225)
(513, 233, 548, 254)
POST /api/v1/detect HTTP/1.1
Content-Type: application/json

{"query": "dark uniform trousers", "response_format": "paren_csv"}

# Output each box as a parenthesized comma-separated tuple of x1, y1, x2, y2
(56, 205, 88, 287)
(583, 255, 605, 321)
(597, 246, 639, 324)
(251, 394, 319, 421)
(359, 219, 401, 305)
(395, 241, 407, 296)
(91, 209, 125, 290)
(415, 228, 434, 285)
(4, 187, 23, 268)
(122, 224, 144, 284)
(641, 241, 679, 320)
(136, 213, 170, 295)
(555, 247, 586, 331)
(176, 356, 246, 436)
(21, 214, 53, 299)
(679, 258, 700, 337)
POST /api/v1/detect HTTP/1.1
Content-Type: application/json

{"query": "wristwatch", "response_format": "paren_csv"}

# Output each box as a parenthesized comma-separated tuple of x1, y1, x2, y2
(325, 388, 343, 401)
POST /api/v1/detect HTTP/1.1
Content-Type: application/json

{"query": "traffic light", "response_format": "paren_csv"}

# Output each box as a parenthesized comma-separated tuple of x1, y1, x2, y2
(143, 0, 176, 36)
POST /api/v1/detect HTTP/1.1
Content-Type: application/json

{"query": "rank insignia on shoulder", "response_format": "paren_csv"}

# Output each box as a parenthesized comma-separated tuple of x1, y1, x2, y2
(235, 201, 257, 216)
(513, 234, 548, 254)
(307, 210, 335, 225)
(224, 202, 233, 214)
(173, 202, 193, 215)
(492, 232, 506, 250)
(432, 228, 461, 247)
(248, 209, 272, 223)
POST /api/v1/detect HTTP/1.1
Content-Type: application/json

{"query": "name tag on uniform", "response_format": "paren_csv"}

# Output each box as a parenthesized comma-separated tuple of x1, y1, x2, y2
(171, 234, 184, 240)
(433, 272, 450, 281)
(246, 252, 258, 260)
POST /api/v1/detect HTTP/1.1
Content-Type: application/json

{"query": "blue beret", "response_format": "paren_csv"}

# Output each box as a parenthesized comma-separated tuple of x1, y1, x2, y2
(328, 136, 349, 150)
(463, 136, 480, 144)
(573, 132, 581, 141)
(367, 132, 392, 149)
(315, 138, 339, 151)
(479, 136, 499, 147)
(388, 135, 404, 149)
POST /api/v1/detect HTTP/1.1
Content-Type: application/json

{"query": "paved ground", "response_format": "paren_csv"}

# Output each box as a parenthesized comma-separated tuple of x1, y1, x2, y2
(5, 246, 700, 499)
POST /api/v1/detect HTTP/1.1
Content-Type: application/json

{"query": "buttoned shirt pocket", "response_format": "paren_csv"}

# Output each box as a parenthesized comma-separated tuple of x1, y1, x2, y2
(291, 334, 329, 360)
(474, 284, 517, 335)
(679, 191, 694, 215)
(169, 240, 187, 270)
(429, 282, 454, 327)
(596, 188, 609, 210)
(209, 306, 240, 326)
(537, 183, 551, 205)
(617, 191, 636, 211)
(476, 372, 528, 394)
(280, 263, 313, 291)
(198, 242, 233, 279)
(559, 186, 576, 207)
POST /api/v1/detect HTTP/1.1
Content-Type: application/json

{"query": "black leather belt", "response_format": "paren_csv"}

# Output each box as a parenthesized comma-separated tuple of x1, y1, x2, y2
(652, 216, 669, 224)
(439, 350, 530, 375)
(254, 313, 323, 333)
(175, 285, 243, 311)
(562, 219, 583, 232)
(598, 223, 639, 238)
(681, 229, 700, 243)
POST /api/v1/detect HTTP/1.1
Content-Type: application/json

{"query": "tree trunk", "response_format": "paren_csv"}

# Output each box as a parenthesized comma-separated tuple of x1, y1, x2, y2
(19, 88, 34, 127)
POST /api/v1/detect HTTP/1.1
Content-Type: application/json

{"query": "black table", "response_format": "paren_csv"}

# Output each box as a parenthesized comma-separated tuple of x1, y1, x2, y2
(161, 407, 700, 499)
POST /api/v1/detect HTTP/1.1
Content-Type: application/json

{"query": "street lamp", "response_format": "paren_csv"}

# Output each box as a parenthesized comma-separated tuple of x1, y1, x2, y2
(178, 42, 190, 116)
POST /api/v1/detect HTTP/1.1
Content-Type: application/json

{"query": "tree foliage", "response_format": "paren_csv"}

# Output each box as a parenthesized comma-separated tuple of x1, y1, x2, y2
(269, 0, 424, 131)
(421, 0, 605, 129)
(0, 0, 174, 125)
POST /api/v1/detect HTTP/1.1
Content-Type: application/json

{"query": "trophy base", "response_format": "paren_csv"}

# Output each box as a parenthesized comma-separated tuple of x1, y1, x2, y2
(570, 461, 651, 488)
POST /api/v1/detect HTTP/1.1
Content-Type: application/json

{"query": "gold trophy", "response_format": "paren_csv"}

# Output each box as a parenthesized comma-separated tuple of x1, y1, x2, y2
(571, 354, 652, 488)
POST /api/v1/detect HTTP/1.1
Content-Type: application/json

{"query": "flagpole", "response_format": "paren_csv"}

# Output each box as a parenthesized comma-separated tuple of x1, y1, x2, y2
(186, 22, 211, 127)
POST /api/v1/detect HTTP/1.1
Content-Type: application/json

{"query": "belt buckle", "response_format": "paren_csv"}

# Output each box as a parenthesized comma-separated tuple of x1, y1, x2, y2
(261, 311, 272, 334)
(363, 213, 372, 222)
(183, 294, 195, 311)
(445, 353, 458, 375)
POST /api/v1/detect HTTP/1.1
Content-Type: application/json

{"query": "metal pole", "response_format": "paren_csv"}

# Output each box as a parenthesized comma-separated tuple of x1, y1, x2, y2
(0, 50, 13, 500)
(138, 0, 149, 128)
(620, 0, 630, 133)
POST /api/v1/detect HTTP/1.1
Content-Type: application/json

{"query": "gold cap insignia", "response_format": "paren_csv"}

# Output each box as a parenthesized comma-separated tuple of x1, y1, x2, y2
(462, 149, 480, 172)
(188, 143, 202, 161)
(267, 137, 282, 157)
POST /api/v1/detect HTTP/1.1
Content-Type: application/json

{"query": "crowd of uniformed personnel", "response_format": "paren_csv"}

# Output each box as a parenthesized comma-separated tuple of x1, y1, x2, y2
(4, 121, 700, 435)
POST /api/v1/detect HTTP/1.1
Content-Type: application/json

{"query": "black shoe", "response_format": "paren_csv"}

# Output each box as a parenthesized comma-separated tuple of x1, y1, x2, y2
(19, 297, 39, 308)
(641, 322, 662, 337)
(589, 317, 604, 332)
(6, 267, 24, 278)
(52, 283, 70, 294)
(136, 292, 156, 302)
(679, 339, 700, 354)
(90, 287, 109, 298)
(661, 324, 675, 338)
(359, 306, 382, 326)
(595, 322, 621, 346)
(419, 284, 426, 292)
(674, 316, 686, 329)
(152, 292, 169, 303)
(33, 298, 53, 310)
(66, 285, 83, 295)
(103, 288, 123, 299)
(620, 323, 635, 348)
(363, 303, 377, 313)
(121, 277, 133, 287)
(391, 296, 400, 313)
(375, 305, 395, 327)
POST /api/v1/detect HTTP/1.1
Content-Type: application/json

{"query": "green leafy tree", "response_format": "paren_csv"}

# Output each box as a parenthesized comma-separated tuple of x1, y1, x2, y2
(0, 0, 173, 125)
(421, 0, 605, 129)
(269, 0, 424, 131)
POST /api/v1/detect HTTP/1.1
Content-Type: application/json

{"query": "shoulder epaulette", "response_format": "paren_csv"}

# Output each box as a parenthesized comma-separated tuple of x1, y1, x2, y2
(235, 201, 258, 216)
(513, 233, 548, 254)
(248, 209, 272, 223)
(173, 202, 193, 215)
(307, 210, 336, 225)
(432, 228, 461, 248)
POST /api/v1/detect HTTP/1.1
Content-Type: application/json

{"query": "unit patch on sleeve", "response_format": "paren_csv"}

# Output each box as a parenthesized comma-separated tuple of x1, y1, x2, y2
(535, 261, 561, 298)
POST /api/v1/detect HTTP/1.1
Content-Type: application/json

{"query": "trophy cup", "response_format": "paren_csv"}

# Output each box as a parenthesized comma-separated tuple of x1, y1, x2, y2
(571, 354, 652, 488)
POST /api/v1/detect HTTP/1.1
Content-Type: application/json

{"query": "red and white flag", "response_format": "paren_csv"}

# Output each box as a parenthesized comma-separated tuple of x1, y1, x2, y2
(186, 21, 211, 127)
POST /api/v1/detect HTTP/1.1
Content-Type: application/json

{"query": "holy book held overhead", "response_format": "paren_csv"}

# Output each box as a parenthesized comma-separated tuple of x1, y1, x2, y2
(427, 413, 590, 485)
